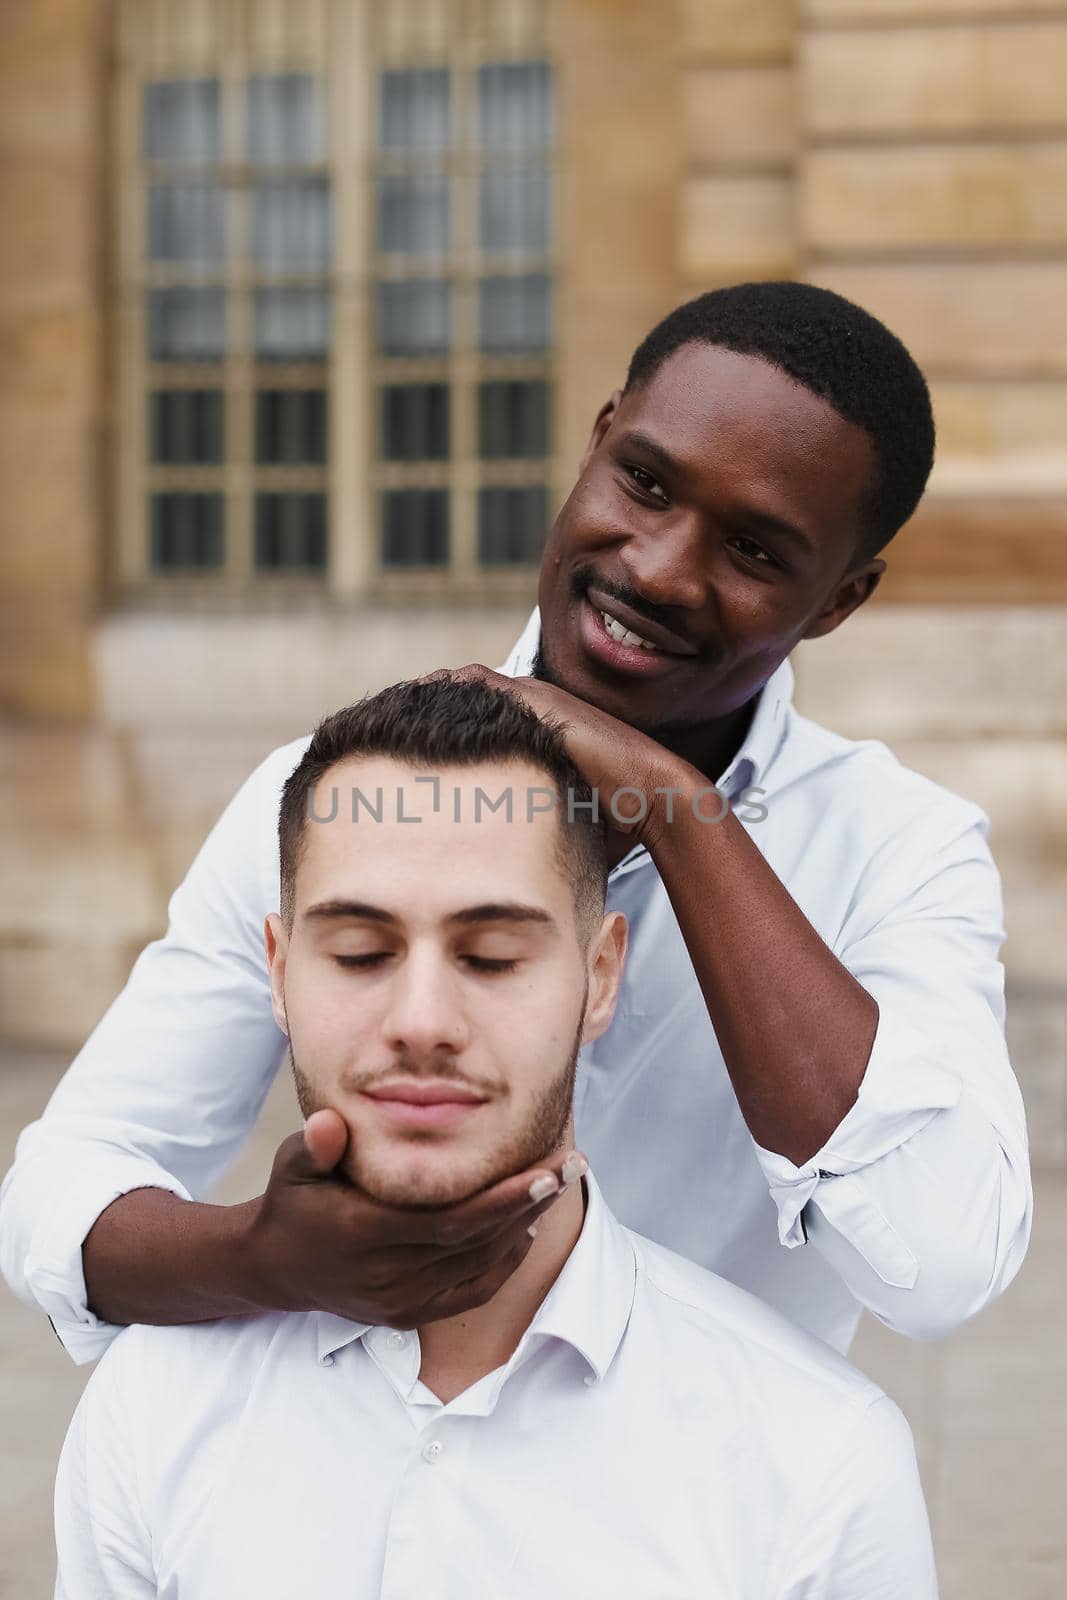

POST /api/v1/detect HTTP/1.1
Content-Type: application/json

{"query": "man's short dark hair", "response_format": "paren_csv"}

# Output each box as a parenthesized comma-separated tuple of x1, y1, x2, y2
(624, 280, 935, 564)
(278, 675, 608, 940)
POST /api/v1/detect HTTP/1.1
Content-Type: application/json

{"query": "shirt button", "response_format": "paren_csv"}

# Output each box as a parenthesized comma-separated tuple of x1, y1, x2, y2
(391, 1331, 406, 1347)
(422, 1439, 445, 1464)
(321, 1354, 335, 1367)
(583, 1375, 596, 1387)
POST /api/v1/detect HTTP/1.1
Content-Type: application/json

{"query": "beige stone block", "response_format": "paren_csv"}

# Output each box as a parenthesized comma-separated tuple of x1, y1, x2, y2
(92, 606, 536, 728)
(0, 310, 98, 403)
(802, 24, 1067, 136)
(0, 940, 141, 1050)
(931, 380, 1067, 461)
(807, 262, 1067, 376)
(792, 606, 1067, 740)
(0, 725, 134, 834)
(876, 494, 1067, 606)
(682, 174, 795, 280)
(128, 728, 303, 830)
(0, 597, 95, 721)
(0, 831, 162, 944)
(804, 0, 1065, 16)
(557, 1, 682, 464)
(682, 0, 795, 62)
(685, 66, 796, 168)
(0, 158, 97, 303)
(883, 738, 1067, 989)
(804, 144, 1067, 251)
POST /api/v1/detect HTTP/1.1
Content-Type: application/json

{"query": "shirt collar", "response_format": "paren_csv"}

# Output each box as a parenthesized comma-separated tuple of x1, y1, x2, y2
(499, 605, 795, 798)
(313, 1168, 638, 1385)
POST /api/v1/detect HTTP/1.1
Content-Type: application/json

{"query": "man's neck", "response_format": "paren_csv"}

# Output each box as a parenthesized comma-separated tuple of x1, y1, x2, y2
(416, 1175, 587, 1405)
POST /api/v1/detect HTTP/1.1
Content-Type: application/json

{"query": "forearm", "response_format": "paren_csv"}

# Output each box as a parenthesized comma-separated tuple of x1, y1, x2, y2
(647, 762, 878, 1165)
(83, 1188, 264, 1327)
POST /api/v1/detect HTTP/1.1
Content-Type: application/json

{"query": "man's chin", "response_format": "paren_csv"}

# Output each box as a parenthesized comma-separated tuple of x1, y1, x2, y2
(343, 1149, 497, 1212)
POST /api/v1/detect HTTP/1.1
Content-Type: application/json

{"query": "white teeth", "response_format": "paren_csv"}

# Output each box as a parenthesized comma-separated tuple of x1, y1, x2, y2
(601, 610, 660, 651)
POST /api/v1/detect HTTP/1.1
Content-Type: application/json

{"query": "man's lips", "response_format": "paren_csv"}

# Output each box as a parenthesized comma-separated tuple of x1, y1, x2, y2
(360, 1079, 489, 1131)
(584, 584, 700, 657)
(362, 1080, 488, 1106)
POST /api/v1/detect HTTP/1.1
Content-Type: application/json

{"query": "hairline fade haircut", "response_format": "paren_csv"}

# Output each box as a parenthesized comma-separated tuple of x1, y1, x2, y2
(278, 675, 609, 944)
(623, 280, 935, 567)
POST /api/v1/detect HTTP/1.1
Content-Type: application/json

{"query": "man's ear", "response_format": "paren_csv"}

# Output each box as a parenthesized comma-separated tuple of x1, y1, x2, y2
(264, 913, 290, 1037)
(581, 911, 628, 1047)
(801, 559, 886, 642)
(578, 389, 623, 476)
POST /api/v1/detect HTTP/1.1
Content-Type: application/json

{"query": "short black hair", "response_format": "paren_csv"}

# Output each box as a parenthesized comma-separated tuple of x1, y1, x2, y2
(278, 675, 608, 941)
(624, 280, 935, 563)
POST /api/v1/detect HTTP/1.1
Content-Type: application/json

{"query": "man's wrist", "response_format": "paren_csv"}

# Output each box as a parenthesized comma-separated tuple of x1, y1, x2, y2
(643, 756, 719, 856)
(211, 1195, 274, 1315)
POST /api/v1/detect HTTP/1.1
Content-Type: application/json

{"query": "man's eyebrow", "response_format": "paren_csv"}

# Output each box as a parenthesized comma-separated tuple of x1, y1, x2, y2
(620, 427, 815, 556)
(616, 427, 684, 480)
(299, 900, 555, 928)
(728, 505, 815, 557)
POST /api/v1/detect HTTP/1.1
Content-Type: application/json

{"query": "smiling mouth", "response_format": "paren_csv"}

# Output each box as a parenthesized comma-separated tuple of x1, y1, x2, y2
(598, 607, 663, 652)
(582, 582, 701, 659)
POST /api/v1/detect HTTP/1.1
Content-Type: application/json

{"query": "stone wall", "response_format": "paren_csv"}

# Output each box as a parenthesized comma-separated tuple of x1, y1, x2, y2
(0, 0, 108, 719)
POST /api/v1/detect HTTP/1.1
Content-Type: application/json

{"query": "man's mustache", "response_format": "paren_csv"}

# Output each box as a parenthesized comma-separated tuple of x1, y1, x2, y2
(338, 1060, 505, 1099)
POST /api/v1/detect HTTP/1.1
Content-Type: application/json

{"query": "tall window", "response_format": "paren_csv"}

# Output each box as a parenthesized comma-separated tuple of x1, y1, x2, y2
(116, 0, 556, 598)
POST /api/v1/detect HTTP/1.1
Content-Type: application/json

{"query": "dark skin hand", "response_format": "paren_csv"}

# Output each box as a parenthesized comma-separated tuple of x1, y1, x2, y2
(83, 1111, 581, 1329)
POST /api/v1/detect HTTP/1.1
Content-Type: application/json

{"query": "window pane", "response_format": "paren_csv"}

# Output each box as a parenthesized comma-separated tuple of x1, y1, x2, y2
(478, 275, 550, 352)
(254, 288, 331, 360)
(148, 182, 226, 263)
(381, 385, 449, 460)
(376, 281, 450, 355)
(247, 74, 324, 165)
(379, 69, 450, 151)
(477, 62, 551, 149)
(143, 80, 220, 164)
(377, 175, 450, 255)
(255, 390, 328, 464)
(478, 170, 549, 252)
(150, 390, 224, 463)
(150, 492, 224, 569)
(381, 489, 449, 566)
(478, 381, 548, 458)
(254, 493, 327, 569)
(148, 288, 226, 361)
(478, 486, 547, 566)
(250, 179, 332, 271)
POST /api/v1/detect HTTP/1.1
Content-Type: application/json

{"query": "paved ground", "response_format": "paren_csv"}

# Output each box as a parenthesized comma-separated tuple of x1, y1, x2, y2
(1, 1046, 1064, 1597)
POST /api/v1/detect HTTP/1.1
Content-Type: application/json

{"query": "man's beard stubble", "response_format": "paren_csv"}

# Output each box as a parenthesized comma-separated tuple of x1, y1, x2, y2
(288, 1000, 586, 1211)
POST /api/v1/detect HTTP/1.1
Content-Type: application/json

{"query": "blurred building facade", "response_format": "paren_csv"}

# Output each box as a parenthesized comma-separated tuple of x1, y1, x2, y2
(1, 0, 1064, 1161)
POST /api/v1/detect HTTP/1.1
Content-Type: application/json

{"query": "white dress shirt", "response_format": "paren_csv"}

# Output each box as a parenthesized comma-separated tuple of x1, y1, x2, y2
(1, 609, 1031, 1360)
(54, 1172, 939, 1600)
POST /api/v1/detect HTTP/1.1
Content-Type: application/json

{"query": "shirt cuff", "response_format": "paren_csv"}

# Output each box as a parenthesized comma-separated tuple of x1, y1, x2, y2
(752, 1004, 962, 1269)
(22, 1158, 192, 1365)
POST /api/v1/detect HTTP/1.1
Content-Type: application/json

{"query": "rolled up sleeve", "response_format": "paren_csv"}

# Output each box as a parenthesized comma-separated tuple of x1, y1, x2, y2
(753, 805, 1032, 1340)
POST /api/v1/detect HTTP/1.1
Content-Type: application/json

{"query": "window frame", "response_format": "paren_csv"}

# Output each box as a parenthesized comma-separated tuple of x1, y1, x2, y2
(113, 0, 563, 606)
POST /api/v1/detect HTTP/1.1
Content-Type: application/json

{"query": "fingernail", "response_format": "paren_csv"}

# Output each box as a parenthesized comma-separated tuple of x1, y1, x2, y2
(562, 1152, 589, 1186)
(529, 1174, 559, 1202)
(527, 1219, 541, 1239)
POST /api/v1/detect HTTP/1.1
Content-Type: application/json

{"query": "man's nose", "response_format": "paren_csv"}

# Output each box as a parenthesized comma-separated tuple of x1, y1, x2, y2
(380, 948, 469, 1060)
(619, 513, 707, 612)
